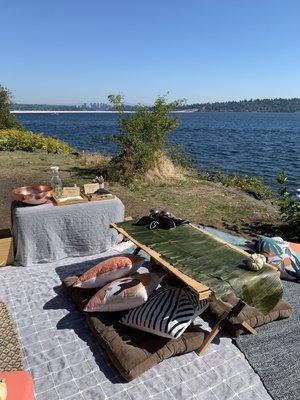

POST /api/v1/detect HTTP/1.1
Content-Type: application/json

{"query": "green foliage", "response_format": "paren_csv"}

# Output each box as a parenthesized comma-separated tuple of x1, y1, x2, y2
(180, 98, 300, 112)
(107, 94, 184, 181)
(277, 171, 300, 227)
(168, 142, 195, 169)
(0, 129, 74, 154)
(0, 85, 23, 129)
(202, 168, 273, 200)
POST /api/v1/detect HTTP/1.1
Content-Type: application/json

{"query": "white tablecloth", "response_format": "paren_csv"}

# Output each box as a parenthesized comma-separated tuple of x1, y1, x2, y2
(11, 197, 125, 266)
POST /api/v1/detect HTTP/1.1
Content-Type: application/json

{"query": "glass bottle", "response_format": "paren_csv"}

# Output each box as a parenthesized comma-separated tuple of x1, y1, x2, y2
(50, 166, 62, 198)
(98, 175, 105, 189)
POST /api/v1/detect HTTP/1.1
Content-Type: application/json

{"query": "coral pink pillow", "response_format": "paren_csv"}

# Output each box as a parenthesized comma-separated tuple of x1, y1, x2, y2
(74, 254, 145, 289)
(0, 371, 35, 400)
(84, 273, 163, 312)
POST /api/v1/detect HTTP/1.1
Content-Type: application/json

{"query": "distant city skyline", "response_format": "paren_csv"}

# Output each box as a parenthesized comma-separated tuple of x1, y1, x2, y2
(12, 98, 300, 114)
(12, 97, 300, 107)
(1, 0, 300, 104)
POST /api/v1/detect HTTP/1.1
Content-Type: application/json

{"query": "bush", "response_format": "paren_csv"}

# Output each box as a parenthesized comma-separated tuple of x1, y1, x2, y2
(0, 129, 74, 154)
(202, 168, 273, 200)
(168, 142, 195, 169)
(0, 85, 23, 130)
(277, 171, 300, 227)
(106, 94, 184, 182)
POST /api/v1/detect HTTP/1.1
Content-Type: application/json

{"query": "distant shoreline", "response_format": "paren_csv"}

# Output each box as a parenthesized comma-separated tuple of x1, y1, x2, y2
(11, 110, 300, 114)
(11, 110, 198, 114)
(12, 110, 123, 114)
(11, 98, 300, 113)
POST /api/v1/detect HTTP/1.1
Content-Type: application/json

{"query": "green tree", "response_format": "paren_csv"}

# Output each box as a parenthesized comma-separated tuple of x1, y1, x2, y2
(107, 94, 184, 181)
(0, 85, 23, 129)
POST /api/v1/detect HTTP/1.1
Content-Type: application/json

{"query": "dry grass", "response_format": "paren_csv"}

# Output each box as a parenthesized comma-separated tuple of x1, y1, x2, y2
(144, 154, 187, 182)
(0, 151, 281, 238)
(77, 151, 111, 167)
(77, 151, 188, 184)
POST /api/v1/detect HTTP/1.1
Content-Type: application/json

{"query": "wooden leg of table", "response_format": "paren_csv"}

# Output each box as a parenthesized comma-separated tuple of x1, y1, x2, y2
(196, 311, 229, 356)
(241, 321, 257, 335)
(196, 299, 249, 356)
(214, 298, 258, 336)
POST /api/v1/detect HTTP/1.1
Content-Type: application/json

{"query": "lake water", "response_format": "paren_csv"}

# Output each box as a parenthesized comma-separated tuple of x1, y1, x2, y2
(15, 112, 299, 191)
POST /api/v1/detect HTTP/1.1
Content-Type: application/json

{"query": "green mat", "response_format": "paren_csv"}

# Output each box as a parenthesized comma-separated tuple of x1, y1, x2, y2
(116, 221, 283, 314)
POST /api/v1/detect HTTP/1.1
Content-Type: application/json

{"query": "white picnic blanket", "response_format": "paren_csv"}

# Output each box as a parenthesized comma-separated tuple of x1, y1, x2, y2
(0, 241, 271, 400)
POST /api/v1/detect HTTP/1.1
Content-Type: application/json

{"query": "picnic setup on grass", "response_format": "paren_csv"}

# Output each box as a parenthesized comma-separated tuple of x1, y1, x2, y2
(0, 170, 299, 400)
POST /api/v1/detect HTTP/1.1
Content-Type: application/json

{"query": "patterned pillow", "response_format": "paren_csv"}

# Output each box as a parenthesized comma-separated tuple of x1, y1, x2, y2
(259, 236, 300, 281)
(289, 242, 300, 259)
(120, 286, 209, 339)
(84, 273, 163, 312)
(74, 254, 145, 289)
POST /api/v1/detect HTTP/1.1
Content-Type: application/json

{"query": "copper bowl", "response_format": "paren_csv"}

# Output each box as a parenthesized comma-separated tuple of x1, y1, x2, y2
(12, 185, 54, 205)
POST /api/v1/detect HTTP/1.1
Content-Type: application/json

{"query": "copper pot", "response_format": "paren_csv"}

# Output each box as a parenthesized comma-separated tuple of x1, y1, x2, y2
(12, 185, 54, 205)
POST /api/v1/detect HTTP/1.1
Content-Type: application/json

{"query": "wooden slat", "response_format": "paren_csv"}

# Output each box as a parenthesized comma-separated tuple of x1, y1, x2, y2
(111, 223, 212, 300)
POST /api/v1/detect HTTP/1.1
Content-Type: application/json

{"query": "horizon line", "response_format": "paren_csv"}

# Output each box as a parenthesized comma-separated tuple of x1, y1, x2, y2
(12, 97, 300, 107)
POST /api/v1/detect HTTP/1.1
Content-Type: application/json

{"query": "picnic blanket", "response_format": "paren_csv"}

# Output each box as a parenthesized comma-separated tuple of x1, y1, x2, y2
(235, 279, 299, 400)
(0, 241, 271, 400)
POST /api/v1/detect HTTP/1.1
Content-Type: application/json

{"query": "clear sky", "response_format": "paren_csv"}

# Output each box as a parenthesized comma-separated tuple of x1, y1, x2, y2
(1, 0, 299, 105)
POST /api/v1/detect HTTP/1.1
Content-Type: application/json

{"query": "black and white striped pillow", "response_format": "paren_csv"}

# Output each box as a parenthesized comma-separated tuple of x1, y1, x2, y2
(120, 286, 209, 339)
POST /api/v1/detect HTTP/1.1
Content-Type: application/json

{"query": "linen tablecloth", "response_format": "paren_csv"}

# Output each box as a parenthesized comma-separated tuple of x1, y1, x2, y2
(11, 197, 125, 266)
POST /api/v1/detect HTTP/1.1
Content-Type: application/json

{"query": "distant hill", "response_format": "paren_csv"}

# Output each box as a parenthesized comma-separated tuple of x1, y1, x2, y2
(180, 98, 300, 112)
(12, 98, 300, 112)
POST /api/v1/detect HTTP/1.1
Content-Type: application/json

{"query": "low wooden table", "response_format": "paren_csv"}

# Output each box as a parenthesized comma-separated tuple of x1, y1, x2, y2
(111, 221, 281, 355)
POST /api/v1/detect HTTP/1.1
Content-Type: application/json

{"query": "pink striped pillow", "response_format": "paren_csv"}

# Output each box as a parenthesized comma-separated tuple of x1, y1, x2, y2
(84, 273, 163, 312)
(74, 254, 145, 289)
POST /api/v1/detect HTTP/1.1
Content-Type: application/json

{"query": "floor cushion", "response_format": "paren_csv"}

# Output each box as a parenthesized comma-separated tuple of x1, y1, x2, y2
(0, 371, 35, 400)
(62, 276, 205, 381)
(0, 302, 24, 372)
(208, 292, 293, 336)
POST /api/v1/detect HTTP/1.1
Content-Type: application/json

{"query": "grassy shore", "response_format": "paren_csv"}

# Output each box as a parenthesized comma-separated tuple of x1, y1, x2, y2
(0, 150, 282, 238)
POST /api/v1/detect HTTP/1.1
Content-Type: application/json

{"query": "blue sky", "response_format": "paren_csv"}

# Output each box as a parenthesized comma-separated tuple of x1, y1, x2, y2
(1, 0, 299, 104)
